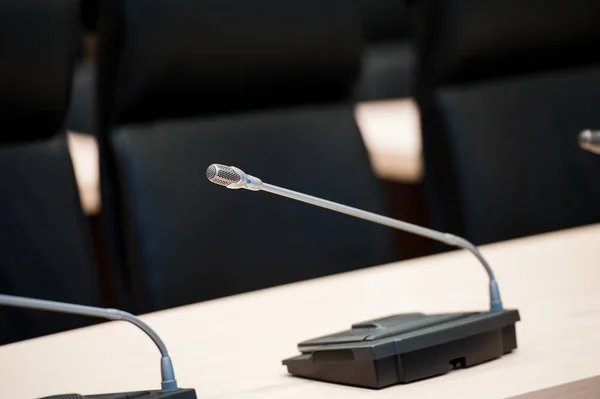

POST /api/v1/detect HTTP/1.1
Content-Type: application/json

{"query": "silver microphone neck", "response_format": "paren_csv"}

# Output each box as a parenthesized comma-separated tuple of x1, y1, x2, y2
(0, 294, 178, 391)
(207, 164, 503, 311)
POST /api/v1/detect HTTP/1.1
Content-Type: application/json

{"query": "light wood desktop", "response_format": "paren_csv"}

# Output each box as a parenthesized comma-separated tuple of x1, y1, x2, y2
(1, 224, 599, 399)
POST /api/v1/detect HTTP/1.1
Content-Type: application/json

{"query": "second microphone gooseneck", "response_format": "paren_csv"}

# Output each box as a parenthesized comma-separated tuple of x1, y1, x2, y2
(0, 294, 177, 391)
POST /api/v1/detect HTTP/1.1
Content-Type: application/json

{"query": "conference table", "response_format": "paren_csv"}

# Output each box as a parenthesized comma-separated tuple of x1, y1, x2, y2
(1, 224, 599, 398)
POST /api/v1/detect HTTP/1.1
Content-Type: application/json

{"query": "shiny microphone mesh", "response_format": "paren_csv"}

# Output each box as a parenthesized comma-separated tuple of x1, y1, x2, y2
(206, 164, 242, 186)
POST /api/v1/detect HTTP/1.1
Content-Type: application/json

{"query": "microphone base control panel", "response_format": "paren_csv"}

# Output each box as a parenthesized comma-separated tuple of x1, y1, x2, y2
(282, 310, 520, 389)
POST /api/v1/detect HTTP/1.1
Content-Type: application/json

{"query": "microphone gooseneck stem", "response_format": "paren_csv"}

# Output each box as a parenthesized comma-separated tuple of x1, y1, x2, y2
(0, 294, 178, 391)
(260, 183, 503, 311)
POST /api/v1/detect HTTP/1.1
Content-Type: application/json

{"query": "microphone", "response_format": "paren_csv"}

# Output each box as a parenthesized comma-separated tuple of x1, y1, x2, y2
(206, 163, 502, 311)
(579, 129, 600, 154)
(0, 294, 196, 399)
(206, 163, 520, 389)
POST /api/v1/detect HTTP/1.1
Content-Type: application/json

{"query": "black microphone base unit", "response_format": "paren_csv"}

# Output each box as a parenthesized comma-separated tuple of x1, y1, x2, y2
(39, 388, 197, 399)
(283, 310, 520, 389)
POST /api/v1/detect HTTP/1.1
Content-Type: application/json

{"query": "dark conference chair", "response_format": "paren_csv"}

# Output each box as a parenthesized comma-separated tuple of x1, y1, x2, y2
(81, 0, 100, 33)
(354, 0, 415, 101)
(65, 62, 96, 134)
(64, 0, 99, 135)
(95, 0, 397, 313)
(411, 0, 600, 245)
(0, 0, 105, 345)
(65, 0, 97, 135)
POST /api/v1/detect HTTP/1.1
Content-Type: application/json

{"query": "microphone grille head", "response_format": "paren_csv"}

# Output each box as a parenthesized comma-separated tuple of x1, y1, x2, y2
(206, 164, 242, 186)
(206, 164, 217, 180)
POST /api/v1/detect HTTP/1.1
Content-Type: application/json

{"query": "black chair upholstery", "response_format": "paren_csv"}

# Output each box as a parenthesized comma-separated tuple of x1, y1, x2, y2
(412, 0, 600, 245)
(98, 0, 362, 125)
(435, 67, 600, 243)
(354, 0, 414, 100)
(413, 0, 600, 89)
(361, 0, 410, 42)
(0, 0, 81, 143)
(66, 0, 98, 133)
(81, 0, 100, 33)
(0, 0, 104, 345)
(96, 0, 397, 313)
(66, 62, 96, 134)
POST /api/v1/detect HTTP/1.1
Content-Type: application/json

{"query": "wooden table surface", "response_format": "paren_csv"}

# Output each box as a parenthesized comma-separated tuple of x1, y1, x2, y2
(1, 224, 599, 399)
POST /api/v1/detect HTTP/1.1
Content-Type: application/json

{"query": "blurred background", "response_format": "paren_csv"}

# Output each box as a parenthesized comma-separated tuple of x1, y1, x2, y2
(1, 0, 600, 346)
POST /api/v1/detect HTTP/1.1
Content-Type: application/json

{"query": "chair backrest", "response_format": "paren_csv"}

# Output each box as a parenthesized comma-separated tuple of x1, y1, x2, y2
(360, 0, 411, 43)
(412, 0, 600, 244)
(0, 0, 105, 345)
(354, 0, 415, 100)
(95, 0, 398, 313)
